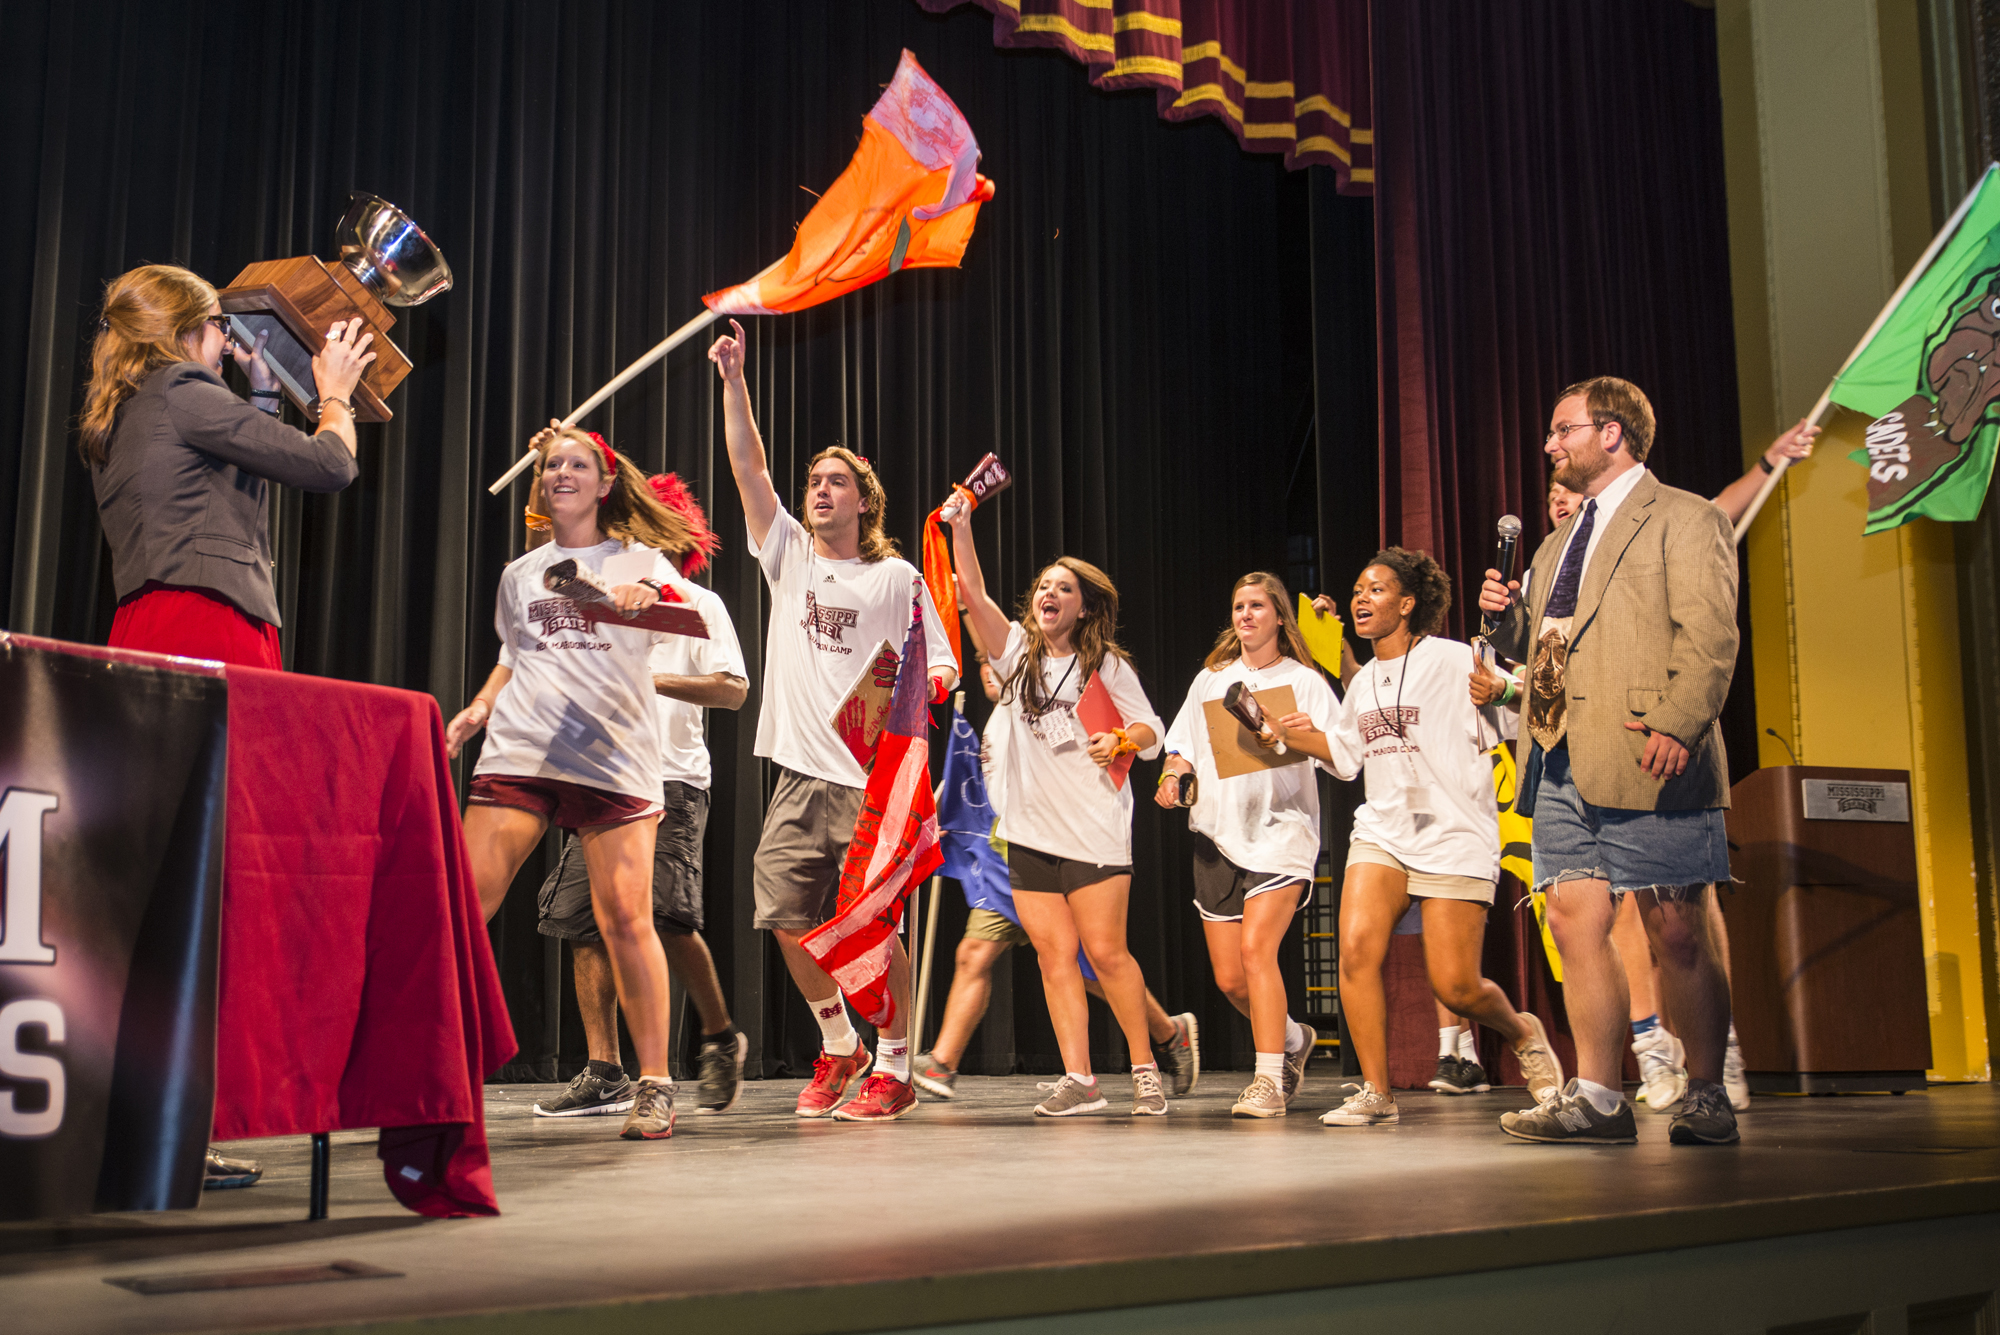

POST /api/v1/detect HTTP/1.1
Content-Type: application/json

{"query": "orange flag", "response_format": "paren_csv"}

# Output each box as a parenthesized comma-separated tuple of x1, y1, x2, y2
(704, 51, 995, 317)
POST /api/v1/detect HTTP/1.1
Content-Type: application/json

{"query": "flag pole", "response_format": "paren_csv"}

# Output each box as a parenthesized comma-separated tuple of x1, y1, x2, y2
(910, 690, 964, 1054)
(486, 308, 722, 496)
(1734, 162, 1998, 542)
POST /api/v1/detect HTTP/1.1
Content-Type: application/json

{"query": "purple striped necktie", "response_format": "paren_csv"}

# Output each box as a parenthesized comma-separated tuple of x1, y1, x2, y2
(1544, 499, 1597, 619)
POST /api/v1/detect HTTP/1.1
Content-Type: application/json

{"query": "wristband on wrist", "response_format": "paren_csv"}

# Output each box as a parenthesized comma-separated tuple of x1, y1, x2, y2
(1109, 727, 1139, 758)
(249, 389, 282, 399)
(929, 673, 949, 705)
(1498, 677, 1518, 706)
(1757, 455, 1776, 474)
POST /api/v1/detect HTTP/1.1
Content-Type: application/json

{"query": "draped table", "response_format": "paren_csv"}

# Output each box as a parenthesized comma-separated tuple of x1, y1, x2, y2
(211, 664, 514, 1218)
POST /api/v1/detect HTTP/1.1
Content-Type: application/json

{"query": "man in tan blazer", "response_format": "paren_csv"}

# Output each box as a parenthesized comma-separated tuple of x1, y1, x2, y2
(1479, 376, 1742, 1146)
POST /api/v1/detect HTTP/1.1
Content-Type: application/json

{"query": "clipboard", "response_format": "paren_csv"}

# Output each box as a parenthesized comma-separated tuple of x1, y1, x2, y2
(830, 639, 898, 768)
(1075, 671, 1133, 790)
(1203, 684, 1308, 779)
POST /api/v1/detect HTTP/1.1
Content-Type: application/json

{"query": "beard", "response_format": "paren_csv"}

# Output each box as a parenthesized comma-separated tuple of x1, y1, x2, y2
(1552, 444, 1611, 493)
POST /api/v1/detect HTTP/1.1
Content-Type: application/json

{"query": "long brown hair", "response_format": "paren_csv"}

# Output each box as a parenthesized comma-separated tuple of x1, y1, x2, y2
(1000, 557, 1129, 715)
(78, 265, 217, 467)
(536, 429, 697, 557)
(803, 446, 899, 562)
(1204, 571, 1312, 670)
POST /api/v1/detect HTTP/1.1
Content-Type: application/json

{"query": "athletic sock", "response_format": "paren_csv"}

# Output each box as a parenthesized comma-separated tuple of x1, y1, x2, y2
(1132, 1061, 1159, 1075)
(1457, 1028, 1478, 1063)
(812, 995, 859, 1057)
(877, 1038, 910, 1082)
(1066, 1071, 1097, 1086)
(701, 1020, 740, 1042)
(1574, 1078, 1622, 1115)
(637, 1072, 673, 1087)
(1438, 1025, 1462, 1059)
(1254, 1051, 1285, 1081)
(1631, 1013, 1660, 1036)
(1284, 1017, 1311, 1055)
(587, 1058, 626, 1081)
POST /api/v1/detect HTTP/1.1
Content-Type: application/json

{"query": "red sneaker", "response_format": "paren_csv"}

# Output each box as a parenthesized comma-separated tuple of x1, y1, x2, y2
(831, 1073, 918, 1122)
(795, 1046, 873, 1118)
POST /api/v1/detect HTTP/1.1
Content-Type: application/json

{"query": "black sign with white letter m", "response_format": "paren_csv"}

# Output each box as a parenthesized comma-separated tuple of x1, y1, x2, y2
(0, 639, 227, 1220)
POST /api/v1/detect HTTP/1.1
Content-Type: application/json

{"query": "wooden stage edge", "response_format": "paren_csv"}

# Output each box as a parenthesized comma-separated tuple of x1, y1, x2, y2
(340, 1181, 2000, 1335)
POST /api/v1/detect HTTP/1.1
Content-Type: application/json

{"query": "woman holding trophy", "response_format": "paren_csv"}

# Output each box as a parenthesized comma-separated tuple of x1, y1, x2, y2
(80, 263, 375, 668)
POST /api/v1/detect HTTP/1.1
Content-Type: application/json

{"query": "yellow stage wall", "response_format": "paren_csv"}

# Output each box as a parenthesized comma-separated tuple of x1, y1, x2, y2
(1716, 0, 1989, 1080)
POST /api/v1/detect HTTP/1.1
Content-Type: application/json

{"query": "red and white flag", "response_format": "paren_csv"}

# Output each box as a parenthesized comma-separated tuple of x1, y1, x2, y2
(799, 580, 942, 1026)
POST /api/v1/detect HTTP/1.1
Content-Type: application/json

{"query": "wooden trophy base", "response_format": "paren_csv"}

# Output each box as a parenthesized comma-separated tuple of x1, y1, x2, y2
(217, 257, 414, 423)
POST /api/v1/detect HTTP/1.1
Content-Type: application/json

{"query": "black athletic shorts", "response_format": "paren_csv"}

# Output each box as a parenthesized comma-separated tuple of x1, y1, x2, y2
(537, 780, 709, 940)
(1007, 841, 1132, 895)
(1190, 833, 1308, 922)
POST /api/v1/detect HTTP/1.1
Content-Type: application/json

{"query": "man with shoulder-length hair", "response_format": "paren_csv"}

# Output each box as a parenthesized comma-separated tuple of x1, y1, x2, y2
(1478, 375, 1743, 1146)
(708, 318, 957, 1122)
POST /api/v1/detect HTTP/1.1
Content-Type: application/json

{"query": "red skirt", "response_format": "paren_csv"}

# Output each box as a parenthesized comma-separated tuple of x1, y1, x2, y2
(109, 583, 283, 671)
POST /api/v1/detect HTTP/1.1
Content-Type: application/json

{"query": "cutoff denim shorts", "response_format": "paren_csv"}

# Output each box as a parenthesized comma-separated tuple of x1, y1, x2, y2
(1529, 744, 1731, 898)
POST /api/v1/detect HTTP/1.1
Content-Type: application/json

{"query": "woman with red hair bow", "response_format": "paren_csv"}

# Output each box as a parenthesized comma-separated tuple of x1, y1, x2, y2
(446, 424, 699, 1141)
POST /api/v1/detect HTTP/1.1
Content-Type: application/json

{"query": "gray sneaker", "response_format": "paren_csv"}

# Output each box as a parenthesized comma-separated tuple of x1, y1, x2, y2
(1131, 1066, 1168, 1116)
(696, 1030, 748, 1114)
(1320, 1081, 1400, 1126)
(912, 1051, 958, 1099)
(1032, 1074, 1109, 1117)
(1154, 1013, 1201, 1096)
(534, 1066, 635, 1117)
(1511, 1012, 1565, 1102)
(1499, 1079, 1637, 1144)
(1281, 1026, 1317, 1103)
(619, 1078, 676, 1140)
(1232, 1074, 1286, 1118)
(1669, 1078, 1741, 1145)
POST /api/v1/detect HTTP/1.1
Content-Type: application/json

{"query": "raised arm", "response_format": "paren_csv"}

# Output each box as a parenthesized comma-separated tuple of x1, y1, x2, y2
(1712, 417, 1820, 525)
(707, 318, 781, 548)
(945, 502, 1011, 663)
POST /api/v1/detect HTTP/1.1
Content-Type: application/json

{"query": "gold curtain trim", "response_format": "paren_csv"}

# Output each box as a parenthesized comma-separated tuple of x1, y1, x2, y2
(1180, 39, 1245, 84)
(1242, 120, 1296, 141)
(1293, 94, 1350, 128)
(1110, 55, 1185, 79)
(1175, 82, 1244, 121)
(1017, 13, 1115, 53)
(1073, 0, 1113, 8)
(1296, 134, 1353, 165)
(1113, 10, 1180, 36)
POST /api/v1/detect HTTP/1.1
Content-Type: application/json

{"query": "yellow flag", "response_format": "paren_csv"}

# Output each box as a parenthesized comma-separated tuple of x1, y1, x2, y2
(1490, 744, 1561, 981)
(1297, 594, 1344, 675)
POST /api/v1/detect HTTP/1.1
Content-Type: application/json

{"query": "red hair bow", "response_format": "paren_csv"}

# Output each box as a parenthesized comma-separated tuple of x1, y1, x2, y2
(587, 431, 617, 476)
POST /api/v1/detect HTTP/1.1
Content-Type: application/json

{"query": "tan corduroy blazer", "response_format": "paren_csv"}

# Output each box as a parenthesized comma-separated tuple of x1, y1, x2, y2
(1490, 469, 1737, 812)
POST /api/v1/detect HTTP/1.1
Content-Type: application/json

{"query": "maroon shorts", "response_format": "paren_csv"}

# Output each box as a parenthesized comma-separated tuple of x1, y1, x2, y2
(467, 775, 661, 831)
(109, 583, 282, 670)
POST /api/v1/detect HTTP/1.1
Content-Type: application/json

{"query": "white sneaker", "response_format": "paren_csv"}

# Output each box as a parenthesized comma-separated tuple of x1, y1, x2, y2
(1320, 1081, 1399, 1126)
(1632, 1025, 1687, 1113)
(1723, 1022, 1750, 1111)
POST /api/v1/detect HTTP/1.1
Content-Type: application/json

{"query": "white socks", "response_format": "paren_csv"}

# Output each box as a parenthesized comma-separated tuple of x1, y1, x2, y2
(1458, 1028, 1477, 1063)
(639, 1072, 673, 1086)
(1066, 1070, 1097, 1086)
(1438, 1025, 1461, 1058)
(1254, 1052, 1285, 1081)
(813, 995, 859, 1057)
(877, 1037, 910, 1082)
(1284, 1017, 1311, 1055)
(1575, 1078, 1623, 1114)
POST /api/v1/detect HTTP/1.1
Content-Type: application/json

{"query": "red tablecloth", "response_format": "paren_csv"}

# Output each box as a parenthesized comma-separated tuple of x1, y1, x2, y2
(211, 666, 515, 1217)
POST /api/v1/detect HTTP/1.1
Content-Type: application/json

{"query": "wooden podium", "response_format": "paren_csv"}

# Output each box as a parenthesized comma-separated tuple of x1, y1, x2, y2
(1723, 765, 1931, 1093)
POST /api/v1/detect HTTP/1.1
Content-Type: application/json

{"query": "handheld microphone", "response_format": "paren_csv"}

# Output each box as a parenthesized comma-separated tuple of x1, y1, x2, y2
(1481, 514, 1523, 636)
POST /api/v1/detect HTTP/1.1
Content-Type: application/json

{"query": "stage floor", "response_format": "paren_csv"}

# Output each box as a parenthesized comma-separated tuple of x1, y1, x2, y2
(3, 1074, 1997, 1335)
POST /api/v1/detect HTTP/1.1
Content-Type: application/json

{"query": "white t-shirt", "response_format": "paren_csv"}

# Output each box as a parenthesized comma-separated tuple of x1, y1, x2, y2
(1163, 655, 1338, 883)
(1323, 636, 1500, 882)
(476, 539, 677, 802)
(748, 506, 955, 789)
(648, 565, 748, 792)
(988, 621, 1163, 864)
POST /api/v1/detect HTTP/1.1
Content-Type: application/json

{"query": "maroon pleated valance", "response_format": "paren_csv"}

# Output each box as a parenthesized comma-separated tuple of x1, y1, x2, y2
(918, 0, 1373, 193)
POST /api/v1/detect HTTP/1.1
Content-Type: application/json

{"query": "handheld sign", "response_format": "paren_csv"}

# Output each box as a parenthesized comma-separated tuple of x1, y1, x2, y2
(1204, 685, 1308, 780)
(542, 558, 709, 638)
(830, 640, 899, 769)
(1074, 671, 1133, 790)
(1297, 594, 1344, 675)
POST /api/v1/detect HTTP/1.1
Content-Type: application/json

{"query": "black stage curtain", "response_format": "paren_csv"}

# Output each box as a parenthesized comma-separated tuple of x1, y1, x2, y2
(0, 0, 1369, 1079)
(1371, 0, 1750, 1087)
